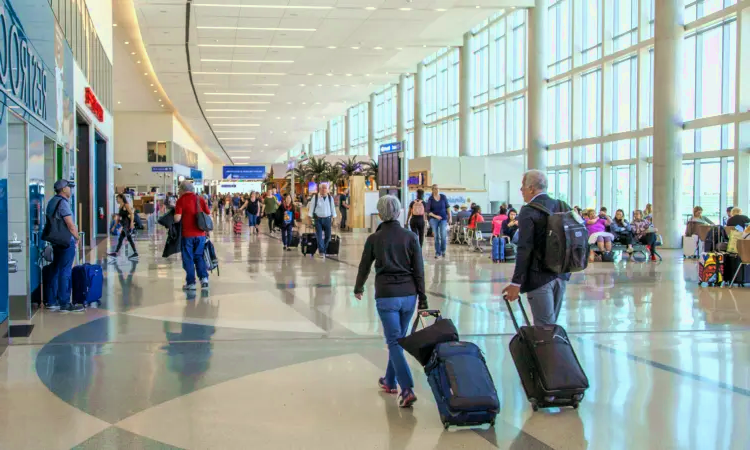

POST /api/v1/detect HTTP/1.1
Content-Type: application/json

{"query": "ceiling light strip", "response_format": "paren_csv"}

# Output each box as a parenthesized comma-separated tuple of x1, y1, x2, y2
(197, 26, 315, 31)
(205, 101, 271, 104)
(193, 72, 286, 75)
(194, 4, 332, 9)
(200, 59, 294, 63)
(203, 93, 275, 96)
(198, 44, 303, 49)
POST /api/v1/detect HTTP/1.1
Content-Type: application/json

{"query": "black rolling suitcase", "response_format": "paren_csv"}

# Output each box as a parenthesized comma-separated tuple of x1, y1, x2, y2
(724, 253, 750, 286)
(300, 233, 317, 255)
(326, 235, 340, 255)
(505, 297, 588, 411)
(289, 231, 300, 248)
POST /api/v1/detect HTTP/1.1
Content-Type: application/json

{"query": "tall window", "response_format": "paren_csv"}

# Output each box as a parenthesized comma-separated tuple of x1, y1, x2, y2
(547, 79, 571, 144)
(581, 167, 600, 210)
(423, 48, 460, 156)
(612, 56, 637, 133)
(349, 102, 368, 156)
(374, 85, 397, 149)
(580, 69, 601, 138)
(548, 0, 572, 76)
(330, 117, 345, 154)
(578, 0, 602, 63)
(613, 0, 638, 50)
(311, 129, 326, 155)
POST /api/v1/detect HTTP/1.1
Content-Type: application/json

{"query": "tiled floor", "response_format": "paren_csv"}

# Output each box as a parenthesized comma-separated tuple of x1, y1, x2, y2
(1, 216, 749, 449)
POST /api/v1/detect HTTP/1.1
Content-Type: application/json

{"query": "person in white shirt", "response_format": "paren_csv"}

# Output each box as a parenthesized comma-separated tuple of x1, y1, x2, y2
(308, 183, 338, 259)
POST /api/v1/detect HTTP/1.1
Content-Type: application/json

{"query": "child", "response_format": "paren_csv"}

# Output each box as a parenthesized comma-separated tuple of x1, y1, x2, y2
(109, 214, 122, 236)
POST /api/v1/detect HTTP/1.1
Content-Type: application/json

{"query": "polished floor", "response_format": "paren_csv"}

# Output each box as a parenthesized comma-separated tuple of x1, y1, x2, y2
(1, 216, 749, 449)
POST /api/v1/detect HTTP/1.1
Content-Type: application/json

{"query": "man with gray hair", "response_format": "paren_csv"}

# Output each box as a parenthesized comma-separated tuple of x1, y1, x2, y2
(174, 180, 212, 290)
(502, 170, 572, 325)
(354, 195, 427, 407)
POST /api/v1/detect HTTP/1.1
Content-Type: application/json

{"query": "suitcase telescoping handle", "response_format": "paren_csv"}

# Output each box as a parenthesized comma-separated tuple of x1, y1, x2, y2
(76, 232, 85, 265)
(504, 295, 531, 331)
(410, 309, 441, 335)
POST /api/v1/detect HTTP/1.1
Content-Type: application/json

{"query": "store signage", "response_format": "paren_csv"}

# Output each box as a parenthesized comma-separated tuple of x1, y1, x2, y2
(380, 142, 402, 154)
(190, 168, 203, 181)
(220, 184, 236, 189)
(151, 166, 173, 173)
(222, 165, 265, 180)
(84, 87, 104, 122)
(0, 4, 49, 121)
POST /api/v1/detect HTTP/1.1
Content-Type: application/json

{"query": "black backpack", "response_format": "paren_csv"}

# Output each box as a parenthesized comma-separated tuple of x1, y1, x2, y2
(527, 200, 589, 274)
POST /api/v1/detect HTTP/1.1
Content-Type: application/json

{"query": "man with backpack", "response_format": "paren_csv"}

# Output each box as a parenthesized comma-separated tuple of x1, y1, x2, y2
(502, 170, 588, 325)
(307, 183, 337, 259)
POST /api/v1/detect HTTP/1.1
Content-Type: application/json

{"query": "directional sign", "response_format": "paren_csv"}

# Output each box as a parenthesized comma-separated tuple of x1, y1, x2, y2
(380, 142, 403, 154)
(222, 165, 266, 180)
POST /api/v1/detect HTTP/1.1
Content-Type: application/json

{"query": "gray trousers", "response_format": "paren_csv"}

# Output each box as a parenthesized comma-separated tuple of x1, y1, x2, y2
(526, 278, 567, 326)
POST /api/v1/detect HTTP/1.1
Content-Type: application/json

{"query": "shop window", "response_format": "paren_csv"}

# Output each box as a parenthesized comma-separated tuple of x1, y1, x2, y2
(147, 141, 168, 162)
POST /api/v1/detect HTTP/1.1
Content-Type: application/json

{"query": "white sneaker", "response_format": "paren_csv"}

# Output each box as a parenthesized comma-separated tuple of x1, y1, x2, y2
(200, 278, 209, 289)
(317, 254, 326, 259)
(183, 283, 197, 291)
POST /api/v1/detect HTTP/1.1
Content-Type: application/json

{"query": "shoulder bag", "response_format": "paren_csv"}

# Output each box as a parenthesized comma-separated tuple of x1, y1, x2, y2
(195, 195, 214, 232)
(41, 199, 73, 247)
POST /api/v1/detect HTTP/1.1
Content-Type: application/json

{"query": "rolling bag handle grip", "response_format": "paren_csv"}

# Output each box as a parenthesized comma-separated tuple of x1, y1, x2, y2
(409, 308, 441, 335)
(77, 232, 85, 265)
(503, 295, 531, 331)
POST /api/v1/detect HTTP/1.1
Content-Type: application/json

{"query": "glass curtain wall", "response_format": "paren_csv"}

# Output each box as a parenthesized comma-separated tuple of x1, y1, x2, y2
(374, 85, 398, 150)
(311, 129, 326, 155)
(348, 102, 368, 156)
(422, 48, 460, 157)
(404, 75, 415, 159)
(330, 116, 345, 155)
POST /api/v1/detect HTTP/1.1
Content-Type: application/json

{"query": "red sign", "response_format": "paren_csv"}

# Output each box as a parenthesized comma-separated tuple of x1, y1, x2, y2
(84, 87, 104, 122)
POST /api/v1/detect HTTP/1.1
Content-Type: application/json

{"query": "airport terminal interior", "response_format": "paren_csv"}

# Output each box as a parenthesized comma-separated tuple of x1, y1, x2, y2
(0, 0, 749, 448)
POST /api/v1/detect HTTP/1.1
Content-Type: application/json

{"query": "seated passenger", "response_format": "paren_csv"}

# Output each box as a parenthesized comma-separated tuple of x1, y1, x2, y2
(644, 203, 653, 222)
(492, 207, 508, 236)
(726, 207, 750, 229)
(585, 209, 614, 261)
(632, 210, 659, 261)
(611, 209, 635, 255)
(502, 209, 520, 244)
(456, 205, 472, 222)
(723, 206, 733, 226)
(468, 205, 484, 230)
(689, 206, 714, 225)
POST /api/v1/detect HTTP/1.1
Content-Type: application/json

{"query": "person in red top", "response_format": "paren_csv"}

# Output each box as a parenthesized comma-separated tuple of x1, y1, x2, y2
(468, 205, 485, 230)
(174, 181, 211, 290)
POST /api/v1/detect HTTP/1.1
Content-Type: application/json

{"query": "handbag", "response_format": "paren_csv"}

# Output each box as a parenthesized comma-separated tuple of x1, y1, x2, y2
(41, 199, 73, 247)
(195, 195, 214, 232)
(398, 310, 459, 367)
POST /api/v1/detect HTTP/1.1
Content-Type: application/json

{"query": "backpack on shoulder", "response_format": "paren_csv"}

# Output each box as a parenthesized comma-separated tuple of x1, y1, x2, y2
(526, 201, 588, 274)
(412, 199, 425, 216)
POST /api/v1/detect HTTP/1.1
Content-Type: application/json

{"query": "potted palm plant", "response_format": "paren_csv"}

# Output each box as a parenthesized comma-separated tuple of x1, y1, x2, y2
(364, 159, 379, 189)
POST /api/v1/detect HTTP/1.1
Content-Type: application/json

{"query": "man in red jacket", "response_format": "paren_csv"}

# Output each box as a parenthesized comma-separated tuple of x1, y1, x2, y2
(174, 181, 211, 290)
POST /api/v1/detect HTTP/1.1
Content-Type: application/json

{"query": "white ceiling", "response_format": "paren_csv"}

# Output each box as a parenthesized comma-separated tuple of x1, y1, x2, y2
(121, 0, 533, 164)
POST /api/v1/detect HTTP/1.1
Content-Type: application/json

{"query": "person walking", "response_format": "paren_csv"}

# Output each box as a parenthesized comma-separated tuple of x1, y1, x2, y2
(108, 194, 139, 260)
(44, 180, 84, 312)
(240, 191, 262, 234)
(407, 189, 427, 248)
(173, 181, 211, 290)
(308, 183, 337, 259)
(354, 195, 427, 408)
(275, 193, 297, 251)
(426, 184, 451, 258)
(339, 188, 350, 230)
(263, 190, 279, 233)
(502, 170, 571, 325)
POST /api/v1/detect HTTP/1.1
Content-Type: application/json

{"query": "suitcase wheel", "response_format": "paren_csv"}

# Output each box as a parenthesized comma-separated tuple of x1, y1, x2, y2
(443, 422, 450, 430)
(572, 402, 579, 409)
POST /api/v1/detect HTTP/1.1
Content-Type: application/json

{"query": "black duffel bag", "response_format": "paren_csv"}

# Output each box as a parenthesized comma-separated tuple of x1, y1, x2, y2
(398, 310, 459, 367)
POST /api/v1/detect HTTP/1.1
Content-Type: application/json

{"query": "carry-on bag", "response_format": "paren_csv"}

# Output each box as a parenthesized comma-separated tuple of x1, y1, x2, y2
(425, 341, 499, 429)
(491, 237, 505, 263)
(233, 220, 242, 235)
(300, 233, 317, 255)
(326, 234, 340, 255)
(289, 231, 301, 248)
(72, 263, 103, 305)
(504, 243, 517, 260)
(723, 253, 750, 287)
(398, 310, 459, 366)
(203, 239, 220, 276)
(683, 235, 699, 258)
(505, 296, 588, 411)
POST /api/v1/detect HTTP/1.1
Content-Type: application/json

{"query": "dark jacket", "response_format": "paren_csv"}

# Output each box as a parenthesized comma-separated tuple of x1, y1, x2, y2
(502, 218, 519, 238)
(727, 215, 750, 228)
(158, 209, 182, 258)
(511, 194, 571, 293)
(354, 220, 426, 301)
(274, 204, 296, 228)
(610, 219, 632, 234)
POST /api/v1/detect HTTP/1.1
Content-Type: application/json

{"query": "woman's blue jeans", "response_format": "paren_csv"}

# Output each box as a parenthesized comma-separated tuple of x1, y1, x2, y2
(376, 295, 417, 390)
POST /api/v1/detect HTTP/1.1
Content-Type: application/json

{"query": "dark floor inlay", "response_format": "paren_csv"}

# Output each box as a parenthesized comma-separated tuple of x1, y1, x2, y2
(8, 324, 34, 338)
(72, 426, 184, 450)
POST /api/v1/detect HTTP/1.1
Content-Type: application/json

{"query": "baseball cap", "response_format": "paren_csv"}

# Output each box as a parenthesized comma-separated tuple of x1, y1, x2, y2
(53, 179, 75, 192)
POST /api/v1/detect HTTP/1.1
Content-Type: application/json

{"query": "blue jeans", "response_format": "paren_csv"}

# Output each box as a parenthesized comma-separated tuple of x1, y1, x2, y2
(512, 229, 519, 245)
(247, 214, 258, 227)
(281, 225, 293, 247)
(49, 238, 76, 306)
(377, 295, 417, 390)
(181, 236, 208, 285)
(429, 218, 448, 255)
(314, 216, 332, 255)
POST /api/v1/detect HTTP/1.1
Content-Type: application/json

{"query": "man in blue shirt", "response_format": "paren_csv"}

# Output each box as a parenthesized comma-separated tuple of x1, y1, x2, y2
(44, 180, 84, 312)
(307, 183, 337, 259)
(426, 184, 451, 258)
(273, 187, 283, 204)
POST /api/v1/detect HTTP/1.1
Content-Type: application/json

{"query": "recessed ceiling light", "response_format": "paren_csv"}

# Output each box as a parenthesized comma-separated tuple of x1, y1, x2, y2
(124, 41, 129, 45)
(194, 4, 333, 10)
(345, 73, 352, 76)
(117, 101, 121, 104)
(284, 131, 287, 133)
(365, 74, 370, 77)
(198, 44, 303, 49)
(212, 124, 261, 126)
(276, 117, 281, 119)
(334, 84, 340, 87)
(365, 6, 376, 10)
(206, 109, 267, 112)
(264, 144, 269, 146)
(113, 23, 118, 27)
(317, 84, 322, 87)
(200, 59, 294, 63)
(399, 7, 412, 11)
(436, 8, 447, 11)
(299, 84, 305, 87)
(291, 116, 296, 119)
(131, 52, 135, 55)
(192, 72, 286, 75)
(315, 102, 320, 104)
(475, 5, 481, 8)
(302, 102, 306, 105)
(422, 45, 427, 48)
(161, 105, 164, 107)
(150, 84, 154, 87)
(204, 92, 275, 96)
(307, 73, 313, 76)
(137, 61, 141, 64)
(374, 47, 382, 50)
(197, 26, 316, 31)
(219, 137, 257, 140)
(286, 102, 292, 104)
(385, 72, 389, 75)
(153, 90, 157, 93)
(326, 73, 333, 76)
(144, 72, 148, 75)
(396, 47, 403, 50)
(206, 101, 271, 104)
(327, 46, 336, 49)
(351, 46, 360, 50)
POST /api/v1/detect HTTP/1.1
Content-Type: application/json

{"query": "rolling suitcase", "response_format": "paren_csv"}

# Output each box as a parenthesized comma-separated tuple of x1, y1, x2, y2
(300, 233, 317, 256)
(203, 239, 220, 276)
(724, 253, 750, 287)
(504, 243, 517, 260)
(491, 237, 505, 263)
(289, 231, 300, 248)
(426, 341, 499, 429)
(72, 263, 103, 305)
(505, 297, 588, 411)
(683, 235, 699, 258)
(326, 234, 340, 255)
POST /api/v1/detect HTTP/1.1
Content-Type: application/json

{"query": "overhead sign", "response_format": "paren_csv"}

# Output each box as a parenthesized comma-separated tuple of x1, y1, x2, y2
(190, 168, 203, 181)
(84, 87, 104, 122)
(380, 142, 403, 154)
(222, 165, 265, 180)
(0, 4, 49, 121)
(151, 166, 173, 173)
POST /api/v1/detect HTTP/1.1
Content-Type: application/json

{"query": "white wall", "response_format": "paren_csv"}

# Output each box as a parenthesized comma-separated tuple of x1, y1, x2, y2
(486, 154, 525, 207)
(172, 116, 217, 177)
(114, 112, 172, 164)
(84, 0, 113, 62)
(8, 124, 27, 295)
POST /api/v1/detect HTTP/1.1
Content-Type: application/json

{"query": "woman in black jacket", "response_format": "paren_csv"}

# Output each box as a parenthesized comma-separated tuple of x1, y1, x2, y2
(353, 195, 427, 409)
(274, 194, 296, 250)
(502, 209, 519, 243)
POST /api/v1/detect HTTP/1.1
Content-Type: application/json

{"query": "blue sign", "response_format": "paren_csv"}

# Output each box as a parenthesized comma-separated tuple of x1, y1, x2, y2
(380, 142, 403, 154)
(222, 166, 265, 180)
(190, 168, 203, 181)
(151, 166, 173, 173)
